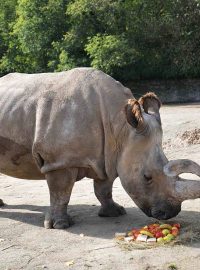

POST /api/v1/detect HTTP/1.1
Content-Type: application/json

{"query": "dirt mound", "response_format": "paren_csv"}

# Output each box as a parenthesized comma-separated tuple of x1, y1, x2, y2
(180, 128, 200, 145)
(163, 128, 200, 150)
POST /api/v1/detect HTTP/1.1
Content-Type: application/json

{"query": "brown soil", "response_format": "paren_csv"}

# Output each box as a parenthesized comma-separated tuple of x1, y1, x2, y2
(180, 128, 200, 145)
(163, 128, 200, 151)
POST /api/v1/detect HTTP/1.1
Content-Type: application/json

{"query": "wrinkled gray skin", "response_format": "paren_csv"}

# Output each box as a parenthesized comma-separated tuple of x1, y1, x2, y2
(0, 68, 199, 229)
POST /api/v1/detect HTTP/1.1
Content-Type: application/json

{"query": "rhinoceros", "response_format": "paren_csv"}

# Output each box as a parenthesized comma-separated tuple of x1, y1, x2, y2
(0, 68, 199, 229)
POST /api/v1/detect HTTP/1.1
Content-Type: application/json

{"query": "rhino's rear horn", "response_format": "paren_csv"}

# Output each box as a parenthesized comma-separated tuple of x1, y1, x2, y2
(139, 92, 161, 124)
(124, 99, 143, 128)
(164, 159, 200, 177)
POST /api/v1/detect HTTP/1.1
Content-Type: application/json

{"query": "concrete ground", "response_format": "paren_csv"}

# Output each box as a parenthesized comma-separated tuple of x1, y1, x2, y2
(0, 103, 200, 270)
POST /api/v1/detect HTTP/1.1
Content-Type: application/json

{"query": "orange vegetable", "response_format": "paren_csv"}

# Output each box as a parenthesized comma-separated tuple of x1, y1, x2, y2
(133, 231, 140, 239)
(171, 229, 179, 237)
(173, 223, 181, 229)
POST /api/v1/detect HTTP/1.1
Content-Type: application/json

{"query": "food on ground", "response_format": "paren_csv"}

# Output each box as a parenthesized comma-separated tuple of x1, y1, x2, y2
(163, 234, 175, 242)
(173, 223, 181, 229)
(157, 237, 165, 243)
(115, 232, 127, 240)
(115, 223, 181, 244)
(124, 236, 134, 242)
(147, 237, 157, 242)
(136, 234, 148, 242)
(139, 230, 154, 238)
(159, 224, 172, 230)
(171, 229, 179, 237)
(162, 229, 171, 235)
(155, 231, 164, 238)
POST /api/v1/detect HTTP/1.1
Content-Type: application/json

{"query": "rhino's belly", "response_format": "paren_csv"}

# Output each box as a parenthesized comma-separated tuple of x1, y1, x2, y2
(0, 136, 44, 180)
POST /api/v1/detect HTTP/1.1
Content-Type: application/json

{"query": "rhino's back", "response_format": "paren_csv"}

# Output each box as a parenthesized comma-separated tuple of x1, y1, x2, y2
(0, 68, 94, 143)
(0, 68, 132, 179)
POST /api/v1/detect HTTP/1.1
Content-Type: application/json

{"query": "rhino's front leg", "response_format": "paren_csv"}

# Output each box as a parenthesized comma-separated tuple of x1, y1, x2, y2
(44, 168, 77, 229)
(94, 179, 126, 217)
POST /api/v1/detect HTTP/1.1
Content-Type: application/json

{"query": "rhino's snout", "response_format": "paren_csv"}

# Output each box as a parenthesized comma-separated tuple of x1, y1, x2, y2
(140, 201, 181, 220)
(150, 201, 181, 220)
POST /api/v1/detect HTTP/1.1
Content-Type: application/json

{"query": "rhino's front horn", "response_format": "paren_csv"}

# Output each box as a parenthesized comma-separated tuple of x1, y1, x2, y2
(164, 159, 200, 202)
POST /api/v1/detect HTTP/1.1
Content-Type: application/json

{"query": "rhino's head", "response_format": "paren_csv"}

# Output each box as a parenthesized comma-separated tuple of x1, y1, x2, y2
(117, 92, 200, 220)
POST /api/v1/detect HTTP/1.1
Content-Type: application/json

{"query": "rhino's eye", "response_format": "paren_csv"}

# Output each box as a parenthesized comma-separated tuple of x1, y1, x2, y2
(144, 174, 153, 184)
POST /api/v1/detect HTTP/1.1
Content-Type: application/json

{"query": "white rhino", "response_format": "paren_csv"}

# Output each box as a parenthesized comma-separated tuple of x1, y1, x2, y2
(0, 68, 199, 229)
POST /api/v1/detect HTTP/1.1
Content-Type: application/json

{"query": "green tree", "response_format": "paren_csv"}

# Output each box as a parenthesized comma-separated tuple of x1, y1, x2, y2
(54, 0, 127, 71)
(0, 0, 17, 75)
(1, 0, 200, 81)
(1, 0, 69, 73)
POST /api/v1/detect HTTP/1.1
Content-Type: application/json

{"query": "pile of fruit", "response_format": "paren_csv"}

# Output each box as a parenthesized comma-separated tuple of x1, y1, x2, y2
(115, 223, 180, 243)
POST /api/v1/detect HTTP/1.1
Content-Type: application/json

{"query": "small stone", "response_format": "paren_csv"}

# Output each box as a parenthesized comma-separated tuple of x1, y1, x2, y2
(65, 260, 74, 266)
(80, 233, 84, 237)
(42, 265, 47, 269)
(0, 238, 5, 242)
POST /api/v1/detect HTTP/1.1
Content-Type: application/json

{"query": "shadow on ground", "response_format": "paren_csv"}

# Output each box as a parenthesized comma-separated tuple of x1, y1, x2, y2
(0, 203, 199, 246)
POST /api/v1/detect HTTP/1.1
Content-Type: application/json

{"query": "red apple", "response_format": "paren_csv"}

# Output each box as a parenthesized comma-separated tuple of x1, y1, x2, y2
(155, 231, 164, 238)
(150, 227, 162, 236)
(148, 225, 156, 231)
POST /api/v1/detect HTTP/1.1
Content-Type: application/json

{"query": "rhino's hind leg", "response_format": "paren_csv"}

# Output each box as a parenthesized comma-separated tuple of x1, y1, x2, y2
(45, 168, 77, 229)
(94, 179, 126, 217)
(0, 198, 5, 207)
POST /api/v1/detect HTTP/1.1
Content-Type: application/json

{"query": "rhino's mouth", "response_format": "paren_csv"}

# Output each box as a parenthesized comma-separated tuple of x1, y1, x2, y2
(140, 200, 181, 220)
(150, 204, 181, 220)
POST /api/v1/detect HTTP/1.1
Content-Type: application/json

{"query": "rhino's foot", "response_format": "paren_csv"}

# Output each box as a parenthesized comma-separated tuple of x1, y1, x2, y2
(98, 202, 126, 217)
(0, 199, 5, 207)
(44, 212, 74, 229)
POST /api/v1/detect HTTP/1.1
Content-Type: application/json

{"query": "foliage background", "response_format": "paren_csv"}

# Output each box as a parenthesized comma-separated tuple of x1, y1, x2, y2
(1, 0, 200, 82)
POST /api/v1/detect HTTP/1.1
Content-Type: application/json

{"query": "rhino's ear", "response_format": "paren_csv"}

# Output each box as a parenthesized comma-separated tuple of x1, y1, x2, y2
(124, 99, 143, 128)
(138, 92, 161, 123)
